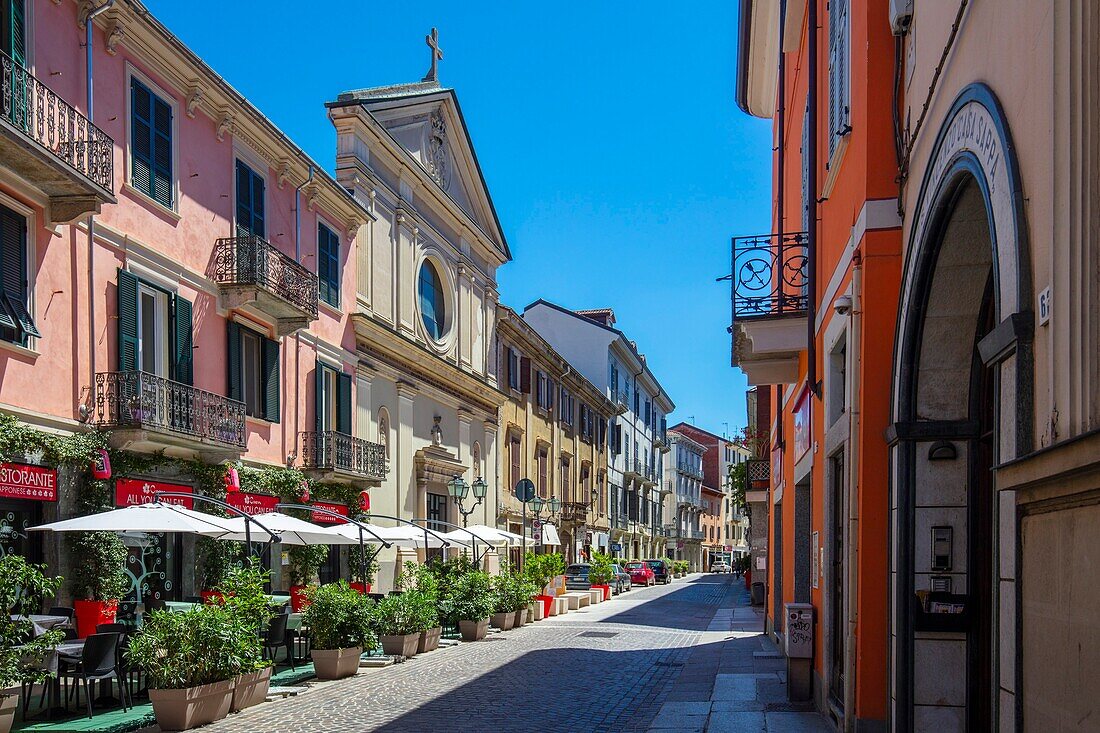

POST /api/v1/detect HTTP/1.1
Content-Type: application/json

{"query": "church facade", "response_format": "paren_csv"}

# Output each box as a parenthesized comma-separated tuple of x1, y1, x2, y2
(327, 72, 511, 587)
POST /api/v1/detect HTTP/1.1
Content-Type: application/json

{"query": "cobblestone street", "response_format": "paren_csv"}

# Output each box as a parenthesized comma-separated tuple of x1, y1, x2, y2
(194, 575, 832, 733)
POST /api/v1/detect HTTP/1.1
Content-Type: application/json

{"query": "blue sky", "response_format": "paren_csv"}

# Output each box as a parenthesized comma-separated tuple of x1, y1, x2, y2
(145, 1, 772, 437)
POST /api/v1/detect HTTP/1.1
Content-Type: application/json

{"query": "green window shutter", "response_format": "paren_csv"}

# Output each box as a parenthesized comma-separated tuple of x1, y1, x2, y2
(318, 224, 340, 307)
(314, 361, 324, 434)
(171, 293, 193, 385)
(151, 95, 173, 207)
(235, 161, 265, 238)
(226, 321, 241, 402)
(262, 337, 280, 422)
(0, 205, 25, 333)
(9, 0, 26, 67)
(116, 269, 139, 372)
(336, 371, 352, 435)
(130, 81, 153, 198)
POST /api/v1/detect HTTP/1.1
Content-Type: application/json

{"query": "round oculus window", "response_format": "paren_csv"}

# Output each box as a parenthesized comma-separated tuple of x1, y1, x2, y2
(418, 260, 447, 341)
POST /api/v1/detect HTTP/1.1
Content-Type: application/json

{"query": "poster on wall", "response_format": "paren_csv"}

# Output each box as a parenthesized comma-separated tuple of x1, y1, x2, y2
(793, 388, 812, 461)
(310, 501, 348, 524)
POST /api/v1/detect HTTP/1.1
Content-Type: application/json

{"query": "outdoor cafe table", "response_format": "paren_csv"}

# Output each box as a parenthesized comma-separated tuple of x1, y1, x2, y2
(18, 639, 85, 720)
(11, 614, 71, 636)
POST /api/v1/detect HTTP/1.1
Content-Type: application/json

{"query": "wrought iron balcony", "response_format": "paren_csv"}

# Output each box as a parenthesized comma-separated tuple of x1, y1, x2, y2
(746, 458, 770, 487)
(300, 431, 386, 484)
(213, 236, 319, 334)
(0, 51, 115, 223)
(94, 371, 246, 455)
(560, 501, 589, 524)
(730, 232, 809, 320)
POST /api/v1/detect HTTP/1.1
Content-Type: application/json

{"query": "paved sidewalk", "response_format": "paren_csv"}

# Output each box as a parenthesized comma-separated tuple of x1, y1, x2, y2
(647, 580, 833, 733)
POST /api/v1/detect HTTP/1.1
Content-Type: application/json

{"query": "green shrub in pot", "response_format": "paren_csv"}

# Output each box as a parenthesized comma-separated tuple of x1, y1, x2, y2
(442, 571, 495, 641)
(588, 552, 615, 586)
(303, 581, 375, 679)
(372, 590, 435, 657)
(0, 556, 63, 733)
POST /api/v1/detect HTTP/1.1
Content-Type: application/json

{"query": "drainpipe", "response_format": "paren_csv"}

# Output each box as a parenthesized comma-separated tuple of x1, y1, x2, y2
(295, 165, 315, 264)
(806, 0, 819, 399)
(843, 254, 863, 732)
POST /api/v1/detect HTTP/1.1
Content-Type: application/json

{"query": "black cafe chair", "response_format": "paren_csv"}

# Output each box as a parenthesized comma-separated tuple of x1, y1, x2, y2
(62, 633, 131, 718)
(261, 614, 294, 670)
(48, 606, 75, 622)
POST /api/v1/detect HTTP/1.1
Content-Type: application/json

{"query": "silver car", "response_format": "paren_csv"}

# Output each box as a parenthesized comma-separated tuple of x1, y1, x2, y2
(611, 564, 631, 594)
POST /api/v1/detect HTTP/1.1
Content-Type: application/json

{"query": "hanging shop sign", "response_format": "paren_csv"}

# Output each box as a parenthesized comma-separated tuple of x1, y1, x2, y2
(116, 478, 193, 508)
(0, 463, 57, 502)
(793, 387, 812, 461)
(226, 491, 279, 516)
(310, 501, 348, 524)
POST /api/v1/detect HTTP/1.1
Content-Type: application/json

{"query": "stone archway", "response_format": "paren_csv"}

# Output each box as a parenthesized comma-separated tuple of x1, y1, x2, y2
(890, 84, 1033, 731)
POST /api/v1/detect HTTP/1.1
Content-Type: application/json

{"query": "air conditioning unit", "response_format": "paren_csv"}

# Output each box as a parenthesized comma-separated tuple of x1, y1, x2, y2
(890, 0, 913, 35)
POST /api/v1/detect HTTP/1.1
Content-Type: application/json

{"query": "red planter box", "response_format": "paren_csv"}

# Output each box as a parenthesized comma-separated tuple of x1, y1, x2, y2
(290, 585, 311, 612)
(200, 590, 224, 605)
(592, 584, 611, 601)
(349, 582, 371, 594)
(74, 599, 117, 638)
(535, 594, 554, 618)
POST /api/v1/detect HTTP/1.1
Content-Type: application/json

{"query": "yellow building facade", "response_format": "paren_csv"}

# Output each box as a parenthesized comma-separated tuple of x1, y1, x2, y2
(495, 306, 616, 565)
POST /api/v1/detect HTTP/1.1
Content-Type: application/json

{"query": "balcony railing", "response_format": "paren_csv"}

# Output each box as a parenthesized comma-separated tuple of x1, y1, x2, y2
(1, 51, 113, 194)
(746, 458, 770, 486)
(94, 371, 246, 450)
(300, 431, 386, 482)
(213, 235, 319, 325)
(560, 501, 588, 524)
(730, 232, 809, 320)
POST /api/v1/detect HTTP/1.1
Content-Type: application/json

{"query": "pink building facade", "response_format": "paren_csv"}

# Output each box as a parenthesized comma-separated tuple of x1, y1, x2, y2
(0, 0, 385, 602)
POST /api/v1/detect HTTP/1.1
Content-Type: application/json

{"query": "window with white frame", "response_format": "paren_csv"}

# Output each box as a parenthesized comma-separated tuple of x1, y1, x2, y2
(828, 0, 851, 159)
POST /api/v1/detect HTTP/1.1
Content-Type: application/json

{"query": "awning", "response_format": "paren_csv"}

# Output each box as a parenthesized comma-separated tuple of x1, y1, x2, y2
(540, 523, 561, 547)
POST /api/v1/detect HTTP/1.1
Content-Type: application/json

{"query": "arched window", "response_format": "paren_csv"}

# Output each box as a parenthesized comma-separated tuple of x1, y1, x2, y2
(377, 407, 391, 460)
(418, 260, 446, 340)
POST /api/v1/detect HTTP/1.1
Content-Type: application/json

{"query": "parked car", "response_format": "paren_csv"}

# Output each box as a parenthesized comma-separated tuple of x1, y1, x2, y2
(710, 560, 732, 573)
(644, 559, 672, 584)
(565, 563, 592, 590)
(625, 561, 656, 586)
(611, 564, 631, 595)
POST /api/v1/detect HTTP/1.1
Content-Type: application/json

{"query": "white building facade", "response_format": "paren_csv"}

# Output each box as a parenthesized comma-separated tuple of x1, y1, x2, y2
(664, 431, 706, 571)
(521, 302, 674, 562)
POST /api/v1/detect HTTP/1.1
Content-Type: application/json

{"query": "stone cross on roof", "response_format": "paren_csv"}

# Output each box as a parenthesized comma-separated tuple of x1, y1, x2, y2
(422, 27, 443, 83)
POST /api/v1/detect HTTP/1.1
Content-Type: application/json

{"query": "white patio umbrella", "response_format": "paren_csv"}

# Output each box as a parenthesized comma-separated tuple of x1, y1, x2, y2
(29, 502, 243, 536)
(460, 524, 527, 546)
(326, 523, 460, 549)
(218, 511, 361, 546)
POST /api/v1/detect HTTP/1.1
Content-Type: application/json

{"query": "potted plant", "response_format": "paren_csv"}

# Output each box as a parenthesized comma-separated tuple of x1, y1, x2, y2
(349, 546, 379, 594)
(372, 590, 433, 658)
(0, 556, 63, 733)
(489, 574, 515, 631)
(588, 552, 615, 601)
(397, 561, 443, 653)
(68, 530, 128, 638)
(286, 545, 327, 612)
(303, 581, 374, 679)
(442, 571, 494, 641)
(511, 575, 537, 627)
(213, 561, 274, 713)
(197, 538, 238, 605)
(522, 552, 564, 619)
(127, 604, 244, 731)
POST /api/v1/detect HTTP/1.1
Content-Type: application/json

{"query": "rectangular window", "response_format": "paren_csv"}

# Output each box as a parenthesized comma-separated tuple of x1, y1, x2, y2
(131, 78, 173, 208)
(0, 204, 38, 345)
(581, 466, 591, 507)
(137, 284, 169, 376)
(227, 322, 280, 421)
(644, 399, 651, 427)
(510, 436, 522, 494)
(2, 0, 27, 65)
(538, 448, 548, 498)
(598, 472, 606, 515)
(235, 159, 265, 238)
(116, 269, 192, 384)
(318, 223, 340, 308)
(828, 0, 851, 159)
(314, 362, 350, 434)
(561, 457, 571, 500)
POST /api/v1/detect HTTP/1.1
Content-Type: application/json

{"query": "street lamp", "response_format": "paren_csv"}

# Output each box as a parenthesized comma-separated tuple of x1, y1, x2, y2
(448, 474, 487, 527)
(530, 495, 560, 548)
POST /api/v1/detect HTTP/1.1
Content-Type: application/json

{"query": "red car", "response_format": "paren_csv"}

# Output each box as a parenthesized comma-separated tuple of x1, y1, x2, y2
(625, 561, 656, 586)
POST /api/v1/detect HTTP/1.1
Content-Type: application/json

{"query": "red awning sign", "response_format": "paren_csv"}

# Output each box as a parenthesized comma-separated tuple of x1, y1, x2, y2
(0, 463, 57, 502)
(310, 501, 348, 525)
(115, 479, 193, 509)
(226, 492, 279, 516)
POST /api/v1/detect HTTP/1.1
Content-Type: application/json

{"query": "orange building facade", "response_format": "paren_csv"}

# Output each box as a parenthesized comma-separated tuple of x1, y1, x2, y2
(734, 0, 901, 728)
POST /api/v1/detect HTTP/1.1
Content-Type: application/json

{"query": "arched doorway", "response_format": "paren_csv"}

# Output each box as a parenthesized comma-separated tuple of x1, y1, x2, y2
(890, 84, 1033, 731)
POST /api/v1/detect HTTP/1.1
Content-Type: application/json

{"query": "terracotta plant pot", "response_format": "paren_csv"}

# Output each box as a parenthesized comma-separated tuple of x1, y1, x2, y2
(289, 585, 311, 612)
(379, 632, 420, 658)
(74, 599, 117, 639)
(490, 611, 515, 631)
(0, 694, 16, 733)
(148, 679, 234, 732)
(311, 647, 361, 680)
(230, 666, 272, 713)
(458, 618, 489, 641)
(512, 608, 528, 627)
(535, 594, 554, 619)
(592, 584, 611, 601)
(417, 626, 442, 653)
(348, 582, 371, 594)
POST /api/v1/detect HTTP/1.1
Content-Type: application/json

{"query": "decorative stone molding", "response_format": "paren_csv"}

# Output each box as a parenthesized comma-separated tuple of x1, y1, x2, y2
(427, 107, 449, 189)
(104, 21, 124, 55)
(216, 114, 233, 143)
(278, 162, 291, 189)
(186, 87, 203, 118)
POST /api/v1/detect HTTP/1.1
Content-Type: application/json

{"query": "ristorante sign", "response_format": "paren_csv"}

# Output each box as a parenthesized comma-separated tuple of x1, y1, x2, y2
(115, 479, 194, 508)
(310, 501, 348, 524)
(0, 463, 57, 502)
